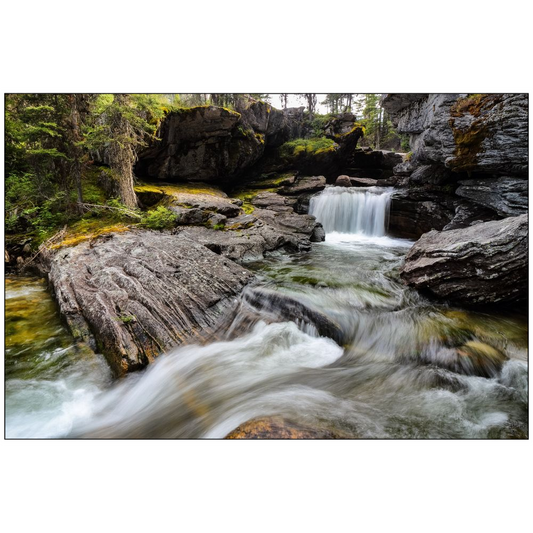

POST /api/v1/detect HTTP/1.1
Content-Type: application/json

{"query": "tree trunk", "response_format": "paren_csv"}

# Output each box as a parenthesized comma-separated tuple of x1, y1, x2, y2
(69, 94, 84, 211)
(110, 94, 138, 209)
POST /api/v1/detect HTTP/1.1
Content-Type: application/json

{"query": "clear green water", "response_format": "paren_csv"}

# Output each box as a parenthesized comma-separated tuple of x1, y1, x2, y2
(5, 277, 112, 438)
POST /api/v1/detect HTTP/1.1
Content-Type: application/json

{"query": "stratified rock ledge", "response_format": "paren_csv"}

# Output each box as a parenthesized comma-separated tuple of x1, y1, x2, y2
(400, 214, 527, 306)
(48, 231, 254, 375)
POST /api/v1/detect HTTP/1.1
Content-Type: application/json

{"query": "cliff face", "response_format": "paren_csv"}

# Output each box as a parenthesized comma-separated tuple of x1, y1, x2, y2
(136, 102, 306, 184)
(383, 93, 528, 177)
(381, 93, 528, 237)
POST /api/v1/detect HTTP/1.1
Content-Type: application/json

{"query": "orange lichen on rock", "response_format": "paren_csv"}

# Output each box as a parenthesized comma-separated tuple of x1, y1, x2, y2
(224, 416, 345, 439)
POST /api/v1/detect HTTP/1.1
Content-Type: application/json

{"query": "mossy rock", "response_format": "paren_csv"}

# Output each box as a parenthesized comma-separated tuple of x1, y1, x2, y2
(225, 416, 345, 439)
(455, 341, 508, 378)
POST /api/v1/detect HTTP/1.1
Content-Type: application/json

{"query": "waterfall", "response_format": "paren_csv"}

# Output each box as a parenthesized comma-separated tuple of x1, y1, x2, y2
(309, 186, 393, 236)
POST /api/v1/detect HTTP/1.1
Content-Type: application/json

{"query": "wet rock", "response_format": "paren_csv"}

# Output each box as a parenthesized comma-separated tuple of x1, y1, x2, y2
(400, 215, 527, 305)
(350, 177, 378, 187)
(47, 231, 254, 376)
(310, 223, 326, 242)
(422, 341, 508, 379)
(455, 176, 528, 217)
(225, 416, 344, 439)
(389, 188, 456, 239)
(335, 175, 352, 187)
(243, 286, 345, 344)
(278, 175, 327, 195)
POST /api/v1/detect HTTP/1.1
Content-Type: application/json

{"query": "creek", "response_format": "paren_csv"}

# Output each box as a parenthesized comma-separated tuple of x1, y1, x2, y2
(5, 187, 528, 438)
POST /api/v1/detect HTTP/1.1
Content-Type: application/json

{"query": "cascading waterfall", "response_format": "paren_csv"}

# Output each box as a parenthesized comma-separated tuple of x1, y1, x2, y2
(309, 186, 393, 236)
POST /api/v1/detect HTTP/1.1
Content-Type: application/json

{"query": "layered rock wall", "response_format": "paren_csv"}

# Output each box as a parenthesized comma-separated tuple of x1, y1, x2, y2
(382, 93, 528, 237)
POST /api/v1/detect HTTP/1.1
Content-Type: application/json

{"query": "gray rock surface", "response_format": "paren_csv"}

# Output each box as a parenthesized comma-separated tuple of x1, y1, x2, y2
(442, 201, 501, 231)
(400, 215, 527, 305)
(389, 188, 456, 239)
(242, 286, 346, 344)
(278, 175, 327, 195)
(455, 176, 528, 217)
(136, 102, 307, 183)
(48, 231, 254, 376)
(350, 177, 378, 187)
(180, 206, 323, 262)
(382, 93, 528, 177)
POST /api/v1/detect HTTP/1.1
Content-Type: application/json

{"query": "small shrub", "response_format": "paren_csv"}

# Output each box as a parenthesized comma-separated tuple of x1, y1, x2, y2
(140, 206, 177, 229)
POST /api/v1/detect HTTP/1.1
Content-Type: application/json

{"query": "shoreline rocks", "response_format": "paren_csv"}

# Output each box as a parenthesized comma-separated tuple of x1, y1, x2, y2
(48, 231, 254, 376)
(400, 215, 527, 306)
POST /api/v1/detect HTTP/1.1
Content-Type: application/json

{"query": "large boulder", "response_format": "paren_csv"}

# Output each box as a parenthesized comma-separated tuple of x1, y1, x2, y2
(136, 106, 264, 183)
(136, 102, 308, 184)
(179, 205, 324, 263)
(48, 231, 254, 376)
(335, 175, 352, 187)
(400, 215, 527, 306)
(278, 175, 327, 195)
(389, 188, 457, 239)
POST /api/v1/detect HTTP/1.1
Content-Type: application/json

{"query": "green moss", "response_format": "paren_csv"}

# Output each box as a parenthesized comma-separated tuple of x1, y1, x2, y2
(117, 313, 136, 324)
(333, 123, 366, 139)
(135, 181, 225, 198)
(52, 222, 130, 249)
(241, 203, 255, 215)
(140, 206, 177, 229)
(279, 137, 337, 158)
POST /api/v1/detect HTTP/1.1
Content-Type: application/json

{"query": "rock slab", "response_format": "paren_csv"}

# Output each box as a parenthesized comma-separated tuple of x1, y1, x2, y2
(48, 231, 254, 375)
(400, 215, 527, 305)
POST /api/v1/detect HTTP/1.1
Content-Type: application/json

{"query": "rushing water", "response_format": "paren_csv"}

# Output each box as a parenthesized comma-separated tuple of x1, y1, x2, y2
(5, 278, 112, 438)
(4, 187, 528, 438)
(309, 186, 392, 236)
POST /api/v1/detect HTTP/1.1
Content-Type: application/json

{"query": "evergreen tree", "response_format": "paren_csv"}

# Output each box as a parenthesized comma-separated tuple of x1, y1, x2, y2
(83, 94, 165, 208)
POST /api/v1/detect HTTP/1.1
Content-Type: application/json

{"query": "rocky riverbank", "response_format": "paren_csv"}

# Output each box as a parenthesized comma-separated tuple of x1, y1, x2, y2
(381, 93, 528, 305)
(11, 94, 527, 377)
